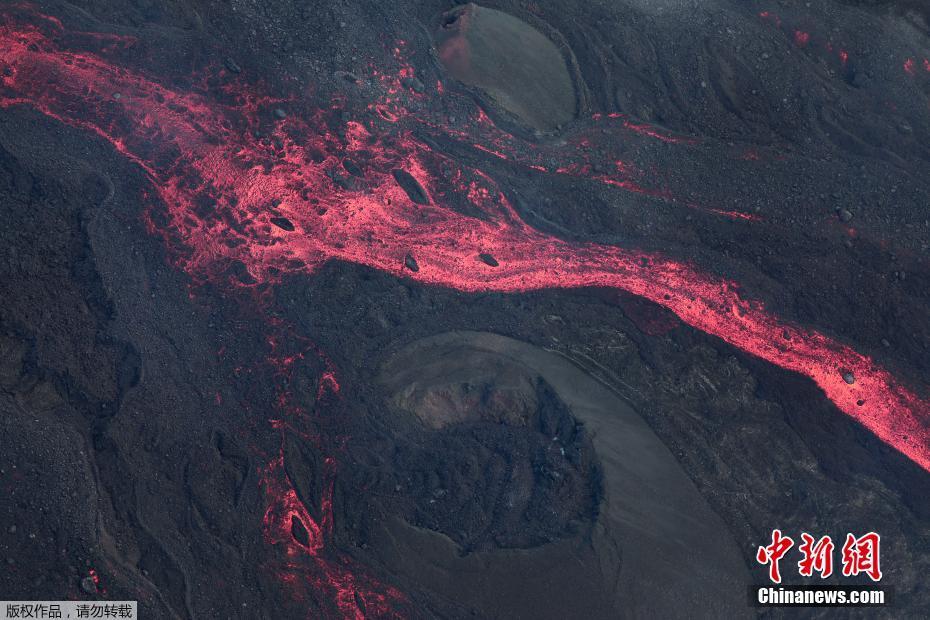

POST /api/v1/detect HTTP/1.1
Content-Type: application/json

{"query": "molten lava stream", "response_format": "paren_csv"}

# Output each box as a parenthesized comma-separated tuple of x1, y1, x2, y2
(3, 8, 930, 617)
(1, 0, 927, 499)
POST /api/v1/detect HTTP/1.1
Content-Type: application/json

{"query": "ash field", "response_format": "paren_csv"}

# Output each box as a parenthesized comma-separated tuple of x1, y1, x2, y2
(0, 0, 929, 617)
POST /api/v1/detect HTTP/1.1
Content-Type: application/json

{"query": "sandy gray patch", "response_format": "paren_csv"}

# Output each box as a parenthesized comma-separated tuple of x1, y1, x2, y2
(377, 331, 750, 619)
(435, 3, 576, 131)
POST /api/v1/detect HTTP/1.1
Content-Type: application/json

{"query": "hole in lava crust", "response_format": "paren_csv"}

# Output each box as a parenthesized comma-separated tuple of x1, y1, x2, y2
(391, 168, 430, 205)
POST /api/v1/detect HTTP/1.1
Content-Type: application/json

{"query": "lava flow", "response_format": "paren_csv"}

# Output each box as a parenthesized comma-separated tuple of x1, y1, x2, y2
(3, 3, 928, 478)
(2, 5, 929, 612)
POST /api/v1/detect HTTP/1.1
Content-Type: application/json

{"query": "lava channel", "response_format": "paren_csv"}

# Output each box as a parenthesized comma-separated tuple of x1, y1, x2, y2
(1, 5, 926, 471)
(1, 12, 929, 614)
(7, 6, 930, 616)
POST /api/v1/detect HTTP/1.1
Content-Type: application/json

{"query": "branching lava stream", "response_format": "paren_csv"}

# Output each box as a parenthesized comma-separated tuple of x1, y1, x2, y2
(2, 6, 927, 617)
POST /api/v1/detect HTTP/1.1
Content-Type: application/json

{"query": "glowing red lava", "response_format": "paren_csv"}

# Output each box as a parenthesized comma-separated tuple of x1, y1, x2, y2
(758, 10, 852, 69)
(2, 6, 929, 614)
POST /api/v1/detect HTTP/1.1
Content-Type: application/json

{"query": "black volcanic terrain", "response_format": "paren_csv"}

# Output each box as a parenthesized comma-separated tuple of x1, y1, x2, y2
(1, 0, 929, 618)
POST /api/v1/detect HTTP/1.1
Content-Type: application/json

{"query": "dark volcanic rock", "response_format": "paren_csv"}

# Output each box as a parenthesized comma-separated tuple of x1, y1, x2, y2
(401, 76, 425, 94)
(270, 216, 295, 231)
(80, 576, 97, 595)
(379, 362, 600, 550)
(290, 516, 310, 548)
(224, 57, 241, 74)
(391, 169, 430, 205)
(478, 252, 499, 267)
(341, 158, 364, 178)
